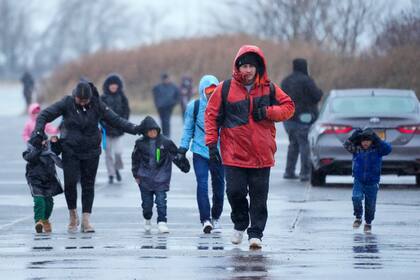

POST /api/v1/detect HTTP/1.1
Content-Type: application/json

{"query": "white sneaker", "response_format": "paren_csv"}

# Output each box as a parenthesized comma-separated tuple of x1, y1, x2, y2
(231, 230, 244, 245)
(249, 238, 262, 250)
(158, 222, 169, 233)
(212, 219, 221, 233)
(144, 219, 151, 232)
(202, 220, 213, 234)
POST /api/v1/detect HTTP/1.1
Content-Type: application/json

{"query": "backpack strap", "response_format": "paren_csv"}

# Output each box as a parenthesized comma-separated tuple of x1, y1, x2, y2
(191, 99, 200, 135)
(217, 79, 231, 126)
(269, 82, 277, 105)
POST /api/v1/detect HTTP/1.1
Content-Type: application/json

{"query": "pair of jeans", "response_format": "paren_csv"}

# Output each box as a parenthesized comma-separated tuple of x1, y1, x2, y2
(283, 120, 311, 177)
(352, 180, 379, 224)
(225, 166, 270, 240)
(193, 153, 225, 223)
(139, 187, 167, 223)
(62, 155, 100, 213)
(33, 196, 54, 223)
(157, 105, 174, 137)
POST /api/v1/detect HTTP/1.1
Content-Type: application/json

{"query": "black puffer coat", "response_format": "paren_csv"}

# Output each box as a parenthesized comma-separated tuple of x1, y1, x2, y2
(281, 59, 323, 124)
(100, 74, 130, 137)
(35, 82, 138, 160)
(23, 142, 63, 197)
(131, 116, 189, 192)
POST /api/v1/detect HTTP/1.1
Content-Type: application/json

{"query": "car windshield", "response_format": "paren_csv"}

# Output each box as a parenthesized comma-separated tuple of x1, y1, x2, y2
(330, 96, 418, 115)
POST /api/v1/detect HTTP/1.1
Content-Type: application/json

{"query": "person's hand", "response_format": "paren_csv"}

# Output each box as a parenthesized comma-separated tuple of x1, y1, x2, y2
(253, 106, 267, 122)
(208, 144, 221, 164)
(29, 131, 45, 149)
(50, 136, 59, 143)
(348, 128, 362, 143)
(176, 147, 187, 160)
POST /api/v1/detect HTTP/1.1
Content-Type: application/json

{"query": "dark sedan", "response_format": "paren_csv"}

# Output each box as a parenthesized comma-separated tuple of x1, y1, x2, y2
(309, 89, 420, 186)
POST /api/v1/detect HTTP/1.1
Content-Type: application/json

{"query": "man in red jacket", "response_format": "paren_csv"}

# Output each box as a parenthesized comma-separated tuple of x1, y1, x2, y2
(205, 45, 295, 249)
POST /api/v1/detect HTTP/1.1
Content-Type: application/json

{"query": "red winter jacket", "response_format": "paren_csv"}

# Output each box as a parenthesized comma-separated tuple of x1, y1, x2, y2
(205, 45, 295, 168)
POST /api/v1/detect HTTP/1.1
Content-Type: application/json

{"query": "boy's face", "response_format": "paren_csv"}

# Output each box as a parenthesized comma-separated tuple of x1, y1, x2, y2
(239, 64, 257, 84)
(109, 84, 119, 93)
(361, 140, 372, 150)
(147, 129, 158, 139)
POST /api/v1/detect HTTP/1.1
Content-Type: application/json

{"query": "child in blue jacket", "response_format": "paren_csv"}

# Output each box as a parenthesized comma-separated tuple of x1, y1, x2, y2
(344, 128, 392, 232)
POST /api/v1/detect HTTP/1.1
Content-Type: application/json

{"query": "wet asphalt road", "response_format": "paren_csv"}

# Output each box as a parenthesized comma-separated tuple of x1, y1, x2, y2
(0, 114, 419, 280)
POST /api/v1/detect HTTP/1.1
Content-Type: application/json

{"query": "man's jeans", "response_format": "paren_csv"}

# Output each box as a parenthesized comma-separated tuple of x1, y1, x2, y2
(139, 187, 167, 223)
(283, 120, 311, 177)
(193, 153, 225, 223)
(352, 180, 379, 224)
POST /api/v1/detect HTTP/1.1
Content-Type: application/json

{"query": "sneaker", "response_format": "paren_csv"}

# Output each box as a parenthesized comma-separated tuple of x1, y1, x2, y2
(35, 220, 43, 233)
(249, 238, 262, 250)
(212, 219, 221, 233)
(364, 223, 372, 233)
(353, 218, 362, 228)
(231, 230, 244, 245)
(158, 222, 169, 234)
(283, 173, 298, 179)
(144, 219, 152, 232)
(108, 176, 114, 184)
(202, 220, 213, 234)
(116, 170, 122, 182)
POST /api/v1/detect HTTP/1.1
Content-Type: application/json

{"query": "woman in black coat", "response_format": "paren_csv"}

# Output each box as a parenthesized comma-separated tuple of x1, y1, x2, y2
(32, 81, 141, 233)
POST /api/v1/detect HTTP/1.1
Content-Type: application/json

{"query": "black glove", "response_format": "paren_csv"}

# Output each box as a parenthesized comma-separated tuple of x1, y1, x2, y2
(29, 131, 45, 149)
(208, 144, 221, 164)
(177, 147, 187, 160)
(348, 128, 362, 143)
(253, 106, 267, 122)
(134, 124, 144, 135)
(173, 154, 190, 173)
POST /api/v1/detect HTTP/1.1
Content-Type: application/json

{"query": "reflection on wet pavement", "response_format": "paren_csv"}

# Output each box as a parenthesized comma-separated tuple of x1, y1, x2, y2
(353, 233, 382, 269)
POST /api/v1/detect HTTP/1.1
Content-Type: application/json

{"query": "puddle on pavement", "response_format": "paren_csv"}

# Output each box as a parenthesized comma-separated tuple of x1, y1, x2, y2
(224, 252, 270, 277)
(197, 235, 224, 251)
(353, 233, 382, 269)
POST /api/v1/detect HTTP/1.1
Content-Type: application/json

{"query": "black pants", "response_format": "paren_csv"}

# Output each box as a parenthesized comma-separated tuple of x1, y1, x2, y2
(284, 120, 311, 177)
(225, 166, 270, 239)
(157, 105, 174, 137)
(63, 154, 100, 213)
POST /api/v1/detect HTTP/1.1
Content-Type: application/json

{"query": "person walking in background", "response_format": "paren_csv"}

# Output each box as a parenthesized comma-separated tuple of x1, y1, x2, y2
(152, 72, 180, 137)
(178, 75, 225, 234)
(21, 71, 35, 111)
(100, 74, 130, 184)
(344, 128, 392, 233)
(179, 75, 194, 118)
(132, 116, 190, 234)
(205, 45, 295, 249)
(281, 58, 323, 181)
(22, 103, 59, 143)
(32, 81, 142, 233)
(23, 135, 63, 233)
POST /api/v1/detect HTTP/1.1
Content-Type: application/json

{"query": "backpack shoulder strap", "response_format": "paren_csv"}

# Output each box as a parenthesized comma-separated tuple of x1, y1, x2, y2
(221, 79, 231, 106)
(269, 82, 276, 105)
(191, 99, 200, 135)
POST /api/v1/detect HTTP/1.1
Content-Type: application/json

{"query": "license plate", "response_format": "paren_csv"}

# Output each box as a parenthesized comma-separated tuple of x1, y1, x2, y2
(374, 130, 385, 140)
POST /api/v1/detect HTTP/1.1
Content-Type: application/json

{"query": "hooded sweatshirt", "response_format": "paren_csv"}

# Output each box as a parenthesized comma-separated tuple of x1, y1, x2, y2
(131, 116, 179, 192)
(205, 45, 295, 168)
(180, 75, 219, 159)
(22, 103, 59, 142)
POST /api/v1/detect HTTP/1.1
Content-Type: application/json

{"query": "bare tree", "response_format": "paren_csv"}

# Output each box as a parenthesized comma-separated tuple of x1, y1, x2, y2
(0, 0, 32, 77)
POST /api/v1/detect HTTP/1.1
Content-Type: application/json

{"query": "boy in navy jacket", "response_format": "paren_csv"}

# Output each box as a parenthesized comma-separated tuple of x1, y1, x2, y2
(344, 128, 392, 232)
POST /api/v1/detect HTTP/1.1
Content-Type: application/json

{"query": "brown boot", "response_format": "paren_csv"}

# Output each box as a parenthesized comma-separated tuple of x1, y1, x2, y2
(35, 220, 43, 233)
(81, 213, 95, 233)
(68, 209, 79, 233)
(43, 219, 52, 233)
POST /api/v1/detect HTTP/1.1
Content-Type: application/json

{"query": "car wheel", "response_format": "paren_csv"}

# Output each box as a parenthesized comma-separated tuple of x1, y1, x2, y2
(416, 174, 420, 187)
(310, 166, 326, 186)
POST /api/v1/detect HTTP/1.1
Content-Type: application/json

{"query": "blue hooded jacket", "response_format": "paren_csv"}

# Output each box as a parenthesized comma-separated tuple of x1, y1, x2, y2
(179, 75, 219, 159)
(344, 139, 392, 185)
